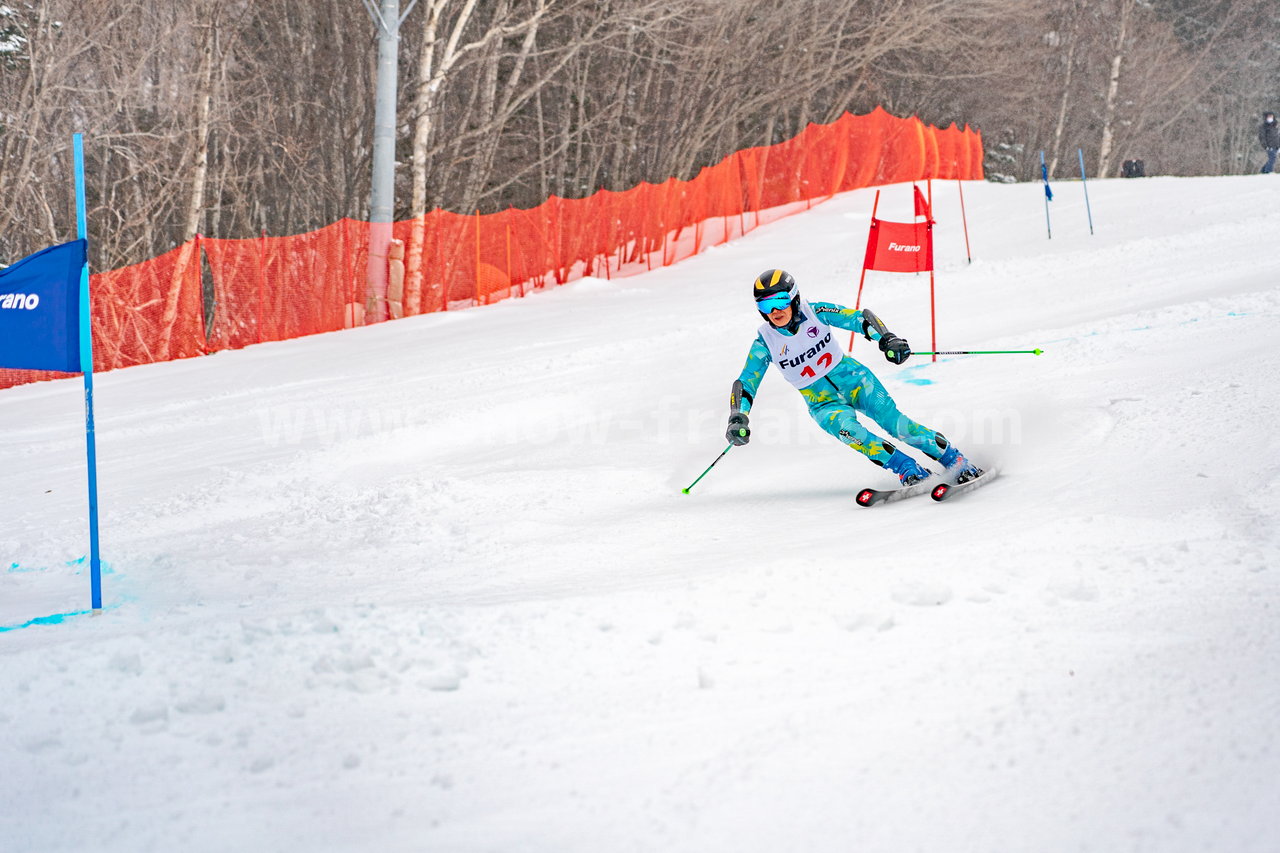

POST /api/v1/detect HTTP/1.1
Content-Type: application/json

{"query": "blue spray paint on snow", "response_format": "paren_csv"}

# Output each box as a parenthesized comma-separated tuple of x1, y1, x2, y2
(6, 557, 116, 575)
(0, 610, 95, 633)
(1, 559, 123, 631)
(899, 363, 935, 385)
(0, 596, 127, 633)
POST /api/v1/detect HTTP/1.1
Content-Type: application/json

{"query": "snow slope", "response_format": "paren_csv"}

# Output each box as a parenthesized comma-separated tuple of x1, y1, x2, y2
(3, 175, 1279, 853)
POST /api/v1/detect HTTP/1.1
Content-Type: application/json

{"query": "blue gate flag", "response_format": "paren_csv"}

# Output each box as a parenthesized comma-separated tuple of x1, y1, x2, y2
(1039, 150, 1053, 239)
(0, 239, 87, 372)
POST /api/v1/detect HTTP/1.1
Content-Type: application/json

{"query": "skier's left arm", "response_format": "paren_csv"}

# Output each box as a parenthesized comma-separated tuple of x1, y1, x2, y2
(811, 301, 912, 364)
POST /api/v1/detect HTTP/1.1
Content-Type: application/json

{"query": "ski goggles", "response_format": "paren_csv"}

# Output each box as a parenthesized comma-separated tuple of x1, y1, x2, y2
(755, 292, 793, 313)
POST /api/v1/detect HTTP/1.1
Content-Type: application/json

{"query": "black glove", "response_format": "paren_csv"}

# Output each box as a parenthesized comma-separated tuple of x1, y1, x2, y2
(879, 332, 911, 364)
(726, 412, 750, 445)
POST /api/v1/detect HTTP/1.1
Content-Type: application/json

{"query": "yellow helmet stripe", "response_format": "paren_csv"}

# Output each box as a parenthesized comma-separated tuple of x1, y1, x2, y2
(754, 269, 785, 291)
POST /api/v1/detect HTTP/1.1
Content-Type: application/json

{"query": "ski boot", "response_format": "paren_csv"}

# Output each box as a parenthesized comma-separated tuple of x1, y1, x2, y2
(884, 449, 933, 486)
(939, 445, 983, 484)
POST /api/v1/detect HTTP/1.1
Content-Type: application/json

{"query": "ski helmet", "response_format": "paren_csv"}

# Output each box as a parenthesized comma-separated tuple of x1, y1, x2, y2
(753, 268, 799, 321)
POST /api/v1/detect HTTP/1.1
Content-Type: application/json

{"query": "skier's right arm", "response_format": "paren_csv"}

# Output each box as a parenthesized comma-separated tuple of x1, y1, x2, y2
(727, 336, 770, 445)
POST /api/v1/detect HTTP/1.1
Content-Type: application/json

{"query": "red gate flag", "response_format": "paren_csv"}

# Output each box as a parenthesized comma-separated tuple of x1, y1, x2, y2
(913, 184, 932, 220)
(854, 185, 939, 362)
(862, 218, 933, 273)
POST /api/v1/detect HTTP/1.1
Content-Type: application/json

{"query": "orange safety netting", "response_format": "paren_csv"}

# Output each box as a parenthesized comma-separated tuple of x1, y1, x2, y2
(1, 107, 982, 391)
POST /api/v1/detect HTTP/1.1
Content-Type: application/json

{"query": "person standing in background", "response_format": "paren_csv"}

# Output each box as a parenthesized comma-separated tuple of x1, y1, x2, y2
(1260, 111, 1279, 174)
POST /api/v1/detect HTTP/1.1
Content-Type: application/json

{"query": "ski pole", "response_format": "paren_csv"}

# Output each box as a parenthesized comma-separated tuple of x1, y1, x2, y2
(914, 349, 1044, 356)
(681, 438, 741, 494)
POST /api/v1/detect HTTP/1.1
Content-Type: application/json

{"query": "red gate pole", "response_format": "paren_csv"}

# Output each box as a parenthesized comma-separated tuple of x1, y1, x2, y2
(928, 217, 937, 364)
(851, 190, 881, 348)
(929, 266, 937, 365)
(927, 180, 937, 363)
(851, 264, 871, 352)
(957, 179, 972, 263)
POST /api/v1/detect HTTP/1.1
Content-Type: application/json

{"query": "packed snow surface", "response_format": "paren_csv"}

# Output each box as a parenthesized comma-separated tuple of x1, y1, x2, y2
(3, 176, 1279, 852)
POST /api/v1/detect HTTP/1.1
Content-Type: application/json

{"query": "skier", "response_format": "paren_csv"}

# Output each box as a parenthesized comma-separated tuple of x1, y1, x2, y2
(726, 268, 981, 488)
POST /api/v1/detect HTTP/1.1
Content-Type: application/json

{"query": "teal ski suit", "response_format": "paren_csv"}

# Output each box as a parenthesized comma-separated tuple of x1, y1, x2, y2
(733, 301, 950, 467)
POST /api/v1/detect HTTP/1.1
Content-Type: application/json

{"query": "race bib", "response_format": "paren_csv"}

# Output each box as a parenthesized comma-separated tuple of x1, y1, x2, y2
(757, 300, 844, 389)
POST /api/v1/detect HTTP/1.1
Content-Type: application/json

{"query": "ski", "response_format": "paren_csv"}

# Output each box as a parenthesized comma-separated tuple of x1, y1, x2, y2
(855, 477, 938, 507)
(930, 466, 999, 502)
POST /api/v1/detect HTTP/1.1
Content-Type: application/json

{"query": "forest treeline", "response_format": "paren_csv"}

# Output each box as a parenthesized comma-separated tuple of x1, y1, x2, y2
(1, 0, 1275, 271)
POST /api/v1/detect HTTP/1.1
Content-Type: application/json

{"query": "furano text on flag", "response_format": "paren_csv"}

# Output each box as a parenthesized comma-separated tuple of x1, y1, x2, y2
(0, 239, 87, 373)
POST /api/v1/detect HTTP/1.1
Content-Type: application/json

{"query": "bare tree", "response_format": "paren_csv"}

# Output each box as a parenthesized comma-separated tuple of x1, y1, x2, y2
(2, 0, 1276, 282)
(1095, 0, 1135, 177)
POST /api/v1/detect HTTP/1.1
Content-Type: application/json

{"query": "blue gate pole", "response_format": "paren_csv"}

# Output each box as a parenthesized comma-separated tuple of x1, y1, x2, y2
(73, 133, 103, 613)
(1077, 148, 1095, 235)
(1040, 150, 1052, 239)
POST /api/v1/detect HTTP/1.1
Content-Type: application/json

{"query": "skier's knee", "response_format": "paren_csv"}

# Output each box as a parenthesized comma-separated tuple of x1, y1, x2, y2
(922, 432, 950, 461)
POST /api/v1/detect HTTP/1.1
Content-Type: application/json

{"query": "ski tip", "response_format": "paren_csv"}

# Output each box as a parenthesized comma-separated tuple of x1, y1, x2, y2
(855, 488, 875, 507)
(932, 465, 999, 501)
